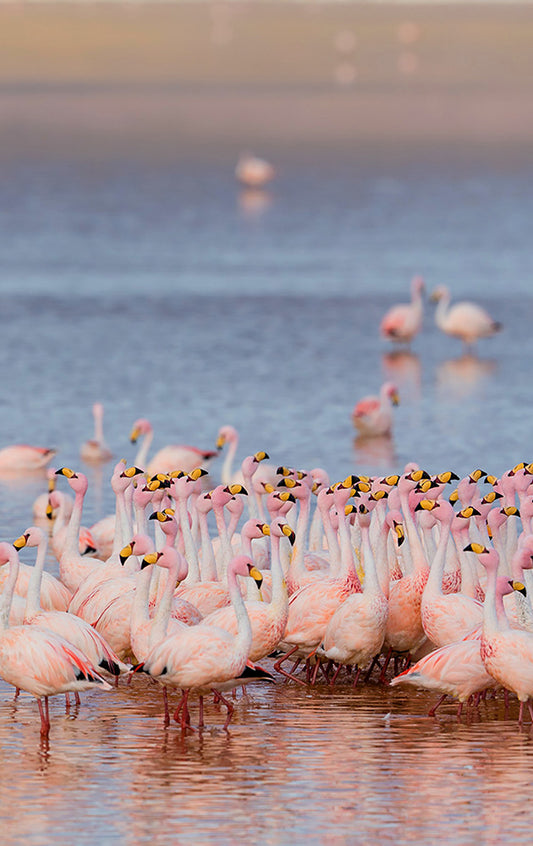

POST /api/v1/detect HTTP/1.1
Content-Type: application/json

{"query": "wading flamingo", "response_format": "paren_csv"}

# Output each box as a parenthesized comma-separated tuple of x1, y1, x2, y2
(352, 383, 399, 438)
(235, 152, 275, 188)
(80, 402, 113, 463)
(0, 543, 111, 736)
(380, 275, 425, 345)
(129, 418, 218, 476)
(134, 555, 264, 730)
(431, 285, 502, 351)
(0, 445, 56, 474)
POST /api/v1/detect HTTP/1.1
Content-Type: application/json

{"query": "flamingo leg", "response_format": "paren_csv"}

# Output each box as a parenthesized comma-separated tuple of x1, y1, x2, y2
(162, 687, 170, 728)
(379, 648, 393, 684)
(311, 658, 321, 686)
(216, 691, 235, 730)
(364, 655, 382, 683)
(74, 692, 81, 707)
(428, 694, 447, 717)
(528, 700, 533, 722)
(519, 701, 524, 724)
(330, 663, 343, 686)
(273, 646, 307, 685)
(352, 667, 362, 688)
(13, 687, 20, 700)
(198, 696, 204, 728)
(38, 697, 50, 736)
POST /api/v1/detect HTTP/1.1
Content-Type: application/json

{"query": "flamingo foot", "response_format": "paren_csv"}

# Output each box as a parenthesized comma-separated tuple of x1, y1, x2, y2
(428, 694, 447, 717)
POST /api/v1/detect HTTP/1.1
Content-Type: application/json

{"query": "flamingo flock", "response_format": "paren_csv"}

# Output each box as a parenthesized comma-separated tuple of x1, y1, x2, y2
(0, 415, 532, 738)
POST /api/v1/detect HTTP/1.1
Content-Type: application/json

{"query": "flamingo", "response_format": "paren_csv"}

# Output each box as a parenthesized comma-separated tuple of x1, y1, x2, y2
(216, 425, 277, 510)
(32, 467, 63, 522)
(134, 555, 264, 730)
(321, 497, 389, 683)
(129, 418, 218, 476)
(15, 527, 129, 680)
(201, 518, 295, 662)
(465, 543, 533, 723)
(0, 542, 111, 736)
(80, 402, 113, 463)
(351, 382, 399, 438)
(380, 275, 425, 345)
(235, 152, 275, 188)
(431, 285, 502, 351)
(0, 445, 56, 474)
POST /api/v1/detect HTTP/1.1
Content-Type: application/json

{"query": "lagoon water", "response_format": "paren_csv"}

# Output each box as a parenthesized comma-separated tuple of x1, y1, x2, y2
(1, 135, 533, 843)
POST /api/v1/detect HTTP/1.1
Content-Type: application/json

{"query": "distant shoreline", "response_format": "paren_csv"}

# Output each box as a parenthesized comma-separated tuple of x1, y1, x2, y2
(1, 2, 533, 161)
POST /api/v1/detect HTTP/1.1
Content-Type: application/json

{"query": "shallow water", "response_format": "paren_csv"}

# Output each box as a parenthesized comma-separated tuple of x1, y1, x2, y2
(0, 151, 533, 842)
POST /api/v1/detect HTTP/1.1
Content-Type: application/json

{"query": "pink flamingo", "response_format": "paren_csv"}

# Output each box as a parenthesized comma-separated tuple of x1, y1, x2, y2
(0, 542, 111, 736)
(465, 543, 533, 723)
(352, 382, 399, 438)
(201, 518, 294, 662)
(417, 499, 483, 646)
(431, 284, 502, 351)
(235, 152, 275, 188)
(134, 555, 264, 730)
(321, 496, 389, 684)
(129, 418, 217, 476)
(380, 275, 425, 345)
(80, 402, 113, 463)
(15, 527, 129, 680)
(0, 444, 56, 474)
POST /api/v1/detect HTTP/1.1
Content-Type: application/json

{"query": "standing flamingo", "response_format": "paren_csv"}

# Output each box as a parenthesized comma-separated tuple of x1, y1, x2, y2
(80, 402, 113, 463)
(134, 555, 264, 729)
(380, 275, 425, 345)
(351, 382, 399, 438)
(465, 543, 533, 723)
(0, 542, 111, 736)
(431, 285, 502, 351)
(129, 418, 218, 476)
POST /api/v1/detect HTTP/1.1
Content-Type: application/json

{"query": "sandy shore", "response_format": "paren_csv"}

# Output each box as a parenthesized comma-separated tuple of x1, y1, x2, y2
(1, 1, 533, 161)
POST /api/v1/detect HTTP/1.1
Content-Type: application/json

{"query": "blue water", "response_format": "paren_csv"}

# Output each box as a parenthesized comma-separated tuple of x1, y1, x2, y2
(0, 151, 533, 843)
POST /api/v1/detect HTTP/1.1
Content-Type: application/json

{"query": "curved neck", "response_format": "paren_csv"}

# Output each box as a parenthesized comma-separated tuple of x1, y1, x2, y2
(227, 566, 252, 657)
(63, 487, 85, 559)
(221, 438, 238, 485)
(135, 429, 153, 469)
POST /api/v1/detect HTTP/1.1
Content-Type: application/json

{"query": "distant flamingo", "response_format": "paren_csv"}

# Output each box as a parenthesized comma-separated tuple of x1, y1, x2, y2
(235, 152, 275, 188)
(129, 418, 217, 476)
(0, 542, 111, 736)
(431, 285, 502, 351)
(380, 275, 425, 345)
(352, 382, 399, 438)
(0, 445, 56, 474)
(80, 402, 113, 463)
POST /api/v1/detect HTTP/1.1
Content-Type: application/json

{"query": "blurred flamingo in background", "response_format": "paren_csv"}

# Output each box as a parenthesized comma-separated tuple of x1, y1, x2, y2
(352, 382, 399, 438)
(235, 152, 275, 188)
(431, 284, 502, 351)
(80, 402, 113, 463)
(380, 275, 425, 345)
(0, 445, 56, 474)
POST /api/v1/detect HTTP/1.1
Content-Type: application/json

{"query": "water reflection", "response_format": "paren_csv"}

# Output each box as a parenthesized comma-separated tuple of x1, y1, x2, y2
(436, 354, 497, 399)
(382, 350, 422, 399)
(2, 676, 533, 842)
(354, 434, 397, 468)
(238, 188, 273, 216)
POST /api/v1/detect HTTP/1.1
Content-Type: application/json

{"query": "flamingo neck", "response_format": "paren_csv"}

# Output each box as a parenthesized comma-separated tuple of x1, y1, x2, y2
(483, 563, 508, 636)
(178, 496, 200, 585)
(135, 428, 153, 469)
(24, 537, 48, 619)
(360, 520, 382, 596)
(270, 534, 288, 611)
(399, 488, 428, 574)
(425, 519, 452, 595)
(151, 560, 181, 645)
(0, 551, 19, 630)
(63, 488, 85, 559)
(221, 437, 238, 485)
(197, 510, 218, 581)
(227, 566, 252, 658)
